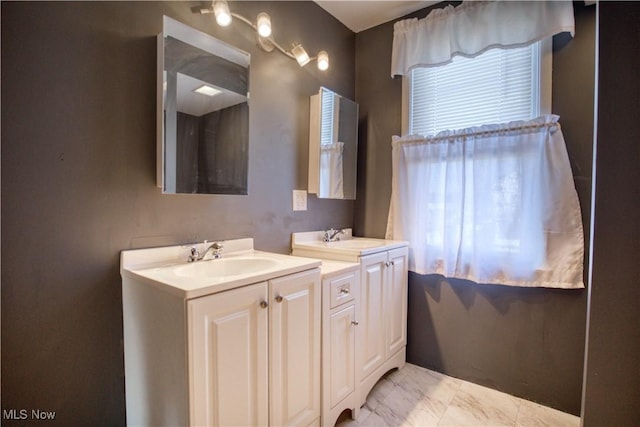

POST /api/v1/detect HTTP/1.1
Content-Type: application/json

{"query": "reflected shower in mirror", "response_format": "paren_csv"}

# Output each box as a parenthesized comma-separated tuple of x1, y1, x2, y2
(158, 16, 250, 194)
(308, 87, 358, 199)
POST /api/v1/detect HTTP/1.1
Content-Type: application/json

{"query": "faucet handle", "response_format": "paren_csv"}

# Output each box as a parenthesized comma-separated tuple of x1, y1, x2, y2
(323, 227, 345, 242)
(188, 246, 200, 262)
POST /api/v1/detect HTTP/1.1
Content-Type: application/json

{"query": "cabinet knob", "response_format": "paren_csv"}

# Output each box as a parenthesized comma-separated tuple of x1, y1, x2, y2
(260, 301, 268, 309)
(275, 295, 283, 303)
(351, 320, 359, 326)
(340, 288, 350, 295)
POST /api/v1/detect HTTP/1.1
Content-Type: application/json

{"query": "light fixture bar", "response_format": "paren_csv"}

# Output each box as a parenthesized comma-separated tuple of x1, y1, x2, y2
(199, 1, 328, 69)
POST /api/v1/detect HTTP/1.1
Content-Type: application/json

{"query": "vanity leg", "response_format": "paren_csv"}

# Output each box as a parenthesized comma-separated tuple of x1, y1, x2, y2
(352, 406, 360, 420)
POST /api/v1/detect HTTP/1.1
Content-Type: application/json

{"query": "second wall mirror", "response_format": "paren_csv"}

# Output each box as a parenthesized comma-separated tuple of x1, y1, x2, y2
(308, 87, 358, 200)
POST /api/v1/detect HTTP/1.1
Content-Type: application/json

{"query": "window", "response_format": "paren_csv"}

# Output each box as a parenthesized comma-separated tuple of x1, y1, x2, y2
(389, 4, 583, 288)
(403, 40, 552, 136)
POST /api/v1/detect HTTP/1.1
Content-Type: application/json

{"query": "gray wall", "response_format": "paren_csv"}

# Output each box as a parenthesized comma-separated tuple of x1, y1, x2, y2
(582, 2, 640, 425)
(1, 2, 354, 425)
(355, 1, 595, 415)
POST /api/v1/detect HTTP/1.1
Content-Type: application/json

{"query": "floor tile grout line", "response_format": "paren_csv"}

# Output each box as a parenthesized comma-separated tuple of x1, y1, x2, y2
(436, 378, 463, 427)
(513, 396, 523, 427)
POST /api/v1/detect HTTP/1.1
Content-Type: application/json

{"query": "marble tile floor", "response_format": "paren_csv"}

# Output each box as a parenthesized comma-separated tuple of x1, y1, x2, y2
(335, 363, 580, 427)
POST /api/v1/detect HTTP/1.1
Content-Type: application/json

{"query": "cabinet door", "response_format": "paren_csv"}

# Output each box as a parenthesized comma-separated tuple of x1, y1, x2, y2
(328, 304, 356, 408)
(270, 269, 321, 427)
(385, 247, 409, 358)
(358, 252, 387, 381)
(188, 282, 269, 427)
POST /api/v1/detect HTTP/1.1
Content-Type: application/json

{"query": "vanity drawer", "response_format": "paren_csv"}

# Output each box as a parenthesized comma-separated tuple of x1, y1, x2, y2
(328, 271, 357, 309)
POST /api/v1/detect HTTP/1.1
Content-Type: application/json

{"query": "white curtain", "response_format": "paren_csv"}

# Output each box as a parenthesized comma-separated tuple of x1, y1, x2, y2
(391, 1, 574, 76)
(319, 142, 345, 199)
(386, 115, 584, 289)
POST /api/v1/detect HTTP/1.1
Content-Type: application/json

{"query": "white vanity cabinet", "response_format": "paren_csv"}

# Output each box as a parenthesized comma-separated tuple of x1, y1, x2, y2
(357, 247, 408, 406)
(291, 231, 409, 420)
(121, 240, 321, 427)
(269, 270, 321, 427)
(188, 282, 269, 427)
(189, 269, 321, 427)
(320, 261, 361, 427)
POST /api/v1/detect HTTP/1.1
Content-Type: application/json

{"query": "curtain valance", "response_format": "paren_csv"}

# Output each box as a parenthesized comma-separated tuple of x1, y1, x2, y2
(391, 1, 575, 77)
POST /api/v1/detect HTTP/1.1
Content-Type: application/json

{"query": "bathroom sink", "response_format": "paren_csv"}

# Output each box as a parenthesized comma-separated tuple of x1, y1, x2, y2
(174, 257, 281, 279)
(291, 229, 408, 261)
(120, 238, 321, 298)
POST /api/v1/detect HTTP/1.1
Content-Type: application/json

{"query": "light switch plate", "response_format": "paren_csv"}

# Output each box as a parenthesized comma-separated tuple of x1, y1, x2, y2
(293, 190, 307, 211)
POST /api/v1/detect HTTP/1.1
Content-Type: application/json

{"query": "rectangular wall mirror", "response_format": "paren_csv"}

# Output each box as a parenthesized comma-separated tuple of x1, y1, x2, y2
(308, 87, 358, 200)
(158, 16, 250, 194)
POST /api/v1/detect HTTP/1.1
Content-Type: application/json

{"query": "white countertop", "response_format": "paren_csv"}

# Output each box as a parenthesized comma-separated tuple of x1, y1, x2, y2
(121, 238, 321, 299)
(319, 259, 360, 277)
(291, 229, 408, 262)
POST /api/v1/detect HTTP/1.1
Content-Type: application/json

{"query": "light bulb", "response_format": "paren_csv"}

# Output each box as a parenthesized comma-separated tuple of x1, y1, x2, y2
(257, 12, 272, 38)
(292, 44, 310, 67)
(317, 51, 329, 71)
(213, 0, 232, 26)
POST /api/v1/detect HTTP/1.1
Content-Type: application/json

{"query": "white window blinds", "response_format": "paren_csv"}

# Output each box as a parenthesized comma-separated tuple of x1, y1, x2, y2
(320, 89, 335, 145)
(410, 43, 542, 136)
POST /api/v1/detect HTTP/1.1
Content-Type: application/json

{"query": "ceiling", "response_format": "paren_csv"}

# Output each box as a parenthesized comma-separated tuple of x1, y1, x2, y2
(314, 0, 439, 33)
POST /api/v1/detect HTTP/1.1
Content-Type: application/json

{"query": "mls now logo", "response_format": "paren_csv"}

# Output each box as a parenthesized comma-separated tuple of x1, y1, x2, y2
(3, 409, 56, 420)
(3, 409, 27, 420)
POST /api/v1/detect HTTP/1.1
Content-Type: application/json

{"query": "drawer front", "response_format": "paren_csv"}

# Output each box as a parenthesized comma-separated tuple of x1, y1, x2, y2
(328, 271, 357, 309)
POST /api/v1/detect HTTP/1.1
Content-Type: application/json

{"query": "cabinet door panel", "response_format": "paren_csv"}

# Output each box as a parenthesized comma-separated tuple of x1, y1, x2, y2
(270, 269, 321, 427)
(359, 252, 387, 380)
(386, 247, 409, 357)
(188, 283, 268, 427)
(329, 304, 356, 408)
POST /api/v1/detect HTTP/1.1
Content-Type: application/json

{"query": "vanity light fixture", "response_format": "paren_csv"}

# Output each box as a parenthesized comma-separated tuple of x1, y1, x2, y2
(193, 84, 222, 97)
(200, 0, 329, 71)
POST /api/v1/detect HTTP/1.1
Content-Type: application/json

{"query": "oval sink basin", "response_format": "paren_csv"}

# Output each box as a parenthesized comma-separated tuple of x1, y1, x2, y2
(326, 239, 385, 249)
(174, 257, 280, 279)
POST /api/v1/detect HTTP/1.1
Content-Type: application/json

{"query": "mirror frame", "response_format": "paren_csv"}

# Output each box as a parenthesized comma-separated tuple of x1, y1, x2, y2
(157, 16, 251, 194)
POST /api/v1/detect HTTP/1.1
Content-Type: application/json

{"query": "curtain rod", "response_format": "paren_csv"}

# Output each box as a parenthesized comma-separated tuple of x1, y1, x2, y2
(397, 120, 561, 146)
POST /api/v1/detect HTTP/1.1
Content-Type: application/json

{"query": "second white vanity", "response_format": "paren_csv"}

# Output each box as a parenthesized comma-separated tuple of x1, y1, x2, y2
(292, 230, 409, 425)
(121, 239, 322, 427)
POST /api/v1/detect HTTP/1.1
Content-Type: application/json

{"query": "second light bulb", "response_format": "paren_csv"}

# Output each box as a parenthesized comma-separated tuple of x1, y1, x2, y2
(257, 12, 271, 38)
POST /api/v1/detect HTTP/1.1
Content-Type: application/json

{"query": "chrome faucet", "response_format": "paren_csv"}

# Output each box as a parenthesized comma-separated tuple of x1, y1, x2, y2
(188, 241, 224, 262)
(323, 228, 345, 242)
